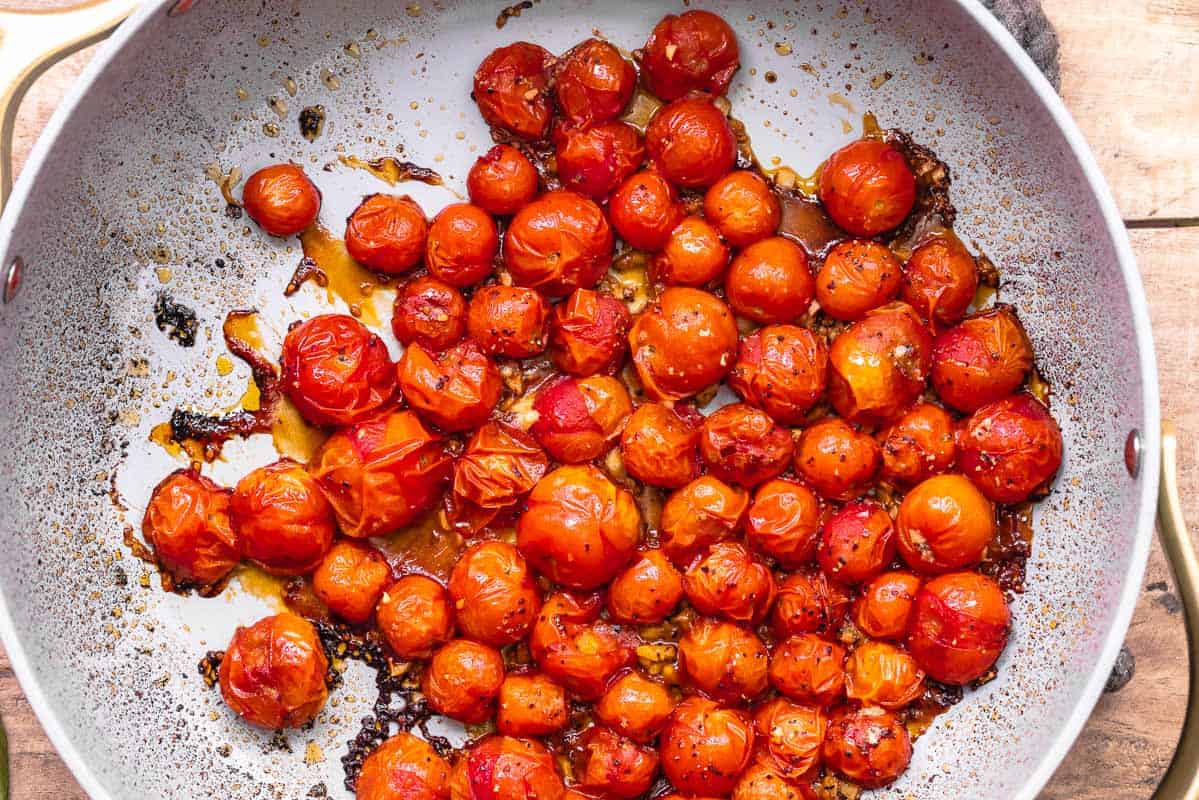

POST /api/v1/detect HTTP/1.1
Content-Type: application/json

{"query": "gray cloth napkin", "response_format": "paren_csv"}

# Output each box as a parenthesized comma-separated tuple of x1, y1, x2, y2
(983, 0, 1061, 89)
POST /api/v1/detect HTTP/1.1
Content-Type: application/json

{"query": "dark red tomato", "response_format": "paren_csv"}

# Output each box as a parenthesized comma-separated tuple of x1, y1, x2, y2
(232, 460, 334, 576)
(902, 236, 979, 326)
(772, 569, 852, 639)
(575, 726, 659, 799)
(556, 121, 646, 200)
(733, 763, 816, 800)
(679, 617, 769, 704)
(645, 96, 737, 189)
(530, 375, 632, 463)
(699, 403, 794, 488)
(311, 540, 392, 624)
(844, 640, 925, 710)
(793, 417, 882, 501)
(308, 409, 451, 538)
(467, 144, 539, 216)
(596, 669, 677, 744)
(357, 732, 451, 800)
(242, 163, 320, 237)
(818, 139, 916, 238)
(142, 469, 239, 586)
(725, 237, 815, 325)
(958, 393, 1063, 503)
(281, 313, 395, 427)
(422, 639, 505, 724)
(660, 696, 754, 796)
(641, 10, 740, 101)
(473, 42, 555, 140)
(908, 571, 1010, 684)
(345, 194, 429, 274)
(496, 673, 568, 737)
(219, 613, 328, 729)
(769, 634, 846, 706)
(376, 574, 454, 660)
(822, 706, 912, 789)
(651, 215, 730, 286)
(449, 736, 564, 800)
(448, 540, 541, 647)
(425, 203, 499, 288)
(529, 591, 638, 700)
(610, 170, 686, 251)
(504, 190, 614, 296)
(896, 474, 995, 574)
(518, 465, 641, 589)
(853, 571, 922, 640)
(397, 339, 502, 432)
(620, 402, 703, 489)
(452, 422, 549, 512)
(684, 542, 776, 624)
(816, 239, 903, 321)
(877, 402, 957, 486)
(729, 325, 828, 426)
(555, 38, 636, 128)
(932, 305, 1034, 412)
(629, 287, 738, 401)
(704, 171, 781, 248)
(752, 698, 826, 781)
(467, 284, 551, 358)
(391, 276, 467, 351)
(607, 549, 684, 625)
(660, 475, 749, 566)
(744, 479, 823, 569)
(549, 289, 632, 377)
(817, 500, 896, 586)
(828, 302, 933, 426)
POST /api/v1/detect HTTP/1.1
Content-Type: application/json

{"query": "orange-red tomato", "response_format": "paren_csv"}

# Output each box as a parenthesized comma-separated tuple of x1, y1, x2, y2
(449, 736, 564, 800)
(931, 305, 1034, 412)
(896, 474, 995, 574)
(467, 144, 540, 216)
(376, 574, 455, 660)
(772, 570, 852, 639)
(651, 215, 730, 286)
(609, 171, 686, 251)
(704, 171, 781, 248)
(678, 617, 769, 704)
(729, 325, 828, 426)
(818, 139, 915, 238)
(529, 592, 638, 700)
(549, 289, 632, 377)
(422, 639, 505, 723)
(504, 190, 614, 296)
(699, 402, 794, 488)
(629, 287, 738, 401)
(312, 540, 392, 624)
(232, 459, 334, 576)
(822, 706, 912, 789)
(142, 469, 239, 586)
(530, 376, 632, 464)
(908, 571, 1010, 684)
(752, 698, 826, 780)
(575, 726, 659, 799)
(345, 194, 429, 274)
(308, 409, 451, 538)
(793, 417, 882, 501)
(844, 640, 925, 710)
(596, 670, 677, 743)
(645, 96, 737, 189)
(391, 276, 468, 351)
(218, 613, 328, 729)
(496, 672, 568, 737)
(958, 393, 1063, 503)
(518, 465, 641, 589)
(816, 239, 903, 321)
(733, 763, 816, 800)
(660, 696, 754, 796)
(641, 10, 740, 101)
(398, 340, 502, 432)
(467, 284, 551, 358)
(828, 302, 933, 426)
(242, 163, 320, 237)
(473, 42, 555, 140)
(448, 540, 541, 647)
(818, 500, 896, 585)
(555, 122, 646, 200)
(555, 38, 636, 128)
(281, 313, 396, 427)
(877, 402, 957, 486)
(426, 203, 499, 288)
(620, 402, 703, 489)
(357, 732, 451, 800)
(660, 476, 749, 566)
(607, 549, 685, 625)
(769, 634, 847, 706)
(452, 422, 549, 512)
(901, 236, 979, 326)
(684, 542, 777, 624)
(725, 237, 815, 325)
(744, 479, 823, 569)
(853, 571, 922, 641)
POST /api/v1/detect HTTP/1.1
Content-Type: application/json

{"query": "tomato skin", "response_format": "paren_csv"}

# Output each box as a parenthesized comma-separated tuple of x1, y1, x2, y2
(448, 540, 542, 647)
(496, 672, 568, 737)
(555, 38, 636, 128)
(818, 139, 916, 238)
(596, 669, 677, 743)
(733, 763, 816, 800)
(745, 479, 823, 569)
(448, 736, 564, 800)
(931, 305, 1034, 412)
(725, 237, 815, 325)
(822, 706, 912, 789)
(530, 375, 632, 464)
(660, 476, 749, 566)
(816, 239, 903, 321)
(877, 402, 957, 486)
(391, 276, 468, 351)
(678, 617, 769, 704)
(242, 163, 320, 237)
(345, 194, 429, 274)
(957, 393, 1063, 503)
(827, 302, 933, 426)
(609, 171, 686, 252)
(529, 591, 638, 700)
(426, 203, 499, 288)
(504, 190, 614, 296)
(901, 236, 979, 326)
(397, 339, 502, 432)
(684, 542, 777, 624)
(311, 540, 392, 624)
(844, 640, 925, 709)
(549, 289, 632, 377)
(752, 698, 826, 781)
(607, 549, 684, 625)
(467, 144, 540, 216)
(467, 284, 551, 358)
(452, 422, 549, 512)
(793, 417, 882, 501)
(376, 574, 455, 660)
(704, 171, 781, 248)
(629, 287, 738, 401)
(357, 732, 451, 800)
(555, 121, 646, 200)
(660, 696, 754, 797)
(620, 402, 702, 489)
(142, 469, 240, 586)
(896, 474, 995, 574)
(817, 500, 896, 585)
(853, 571, 922, 640)
(729, 325, 828, 426)
(651, 215, 730, 286)
(641, 10, 740, 101)
(309, 409, 451, 538)
(232, 459, 334, 576)
(699, 402, 794, 488)
(218, 613, 328, 729)
(422, 639, 506, 724)
(769, 633, 847, 706)
(645, 96, 737, 189)
(473, 42, 555, 140)
(281, 313, 396, 427)
(772, 569, 851, 639)
(907, 571, 1010, 684)
(575, 726, 660, 799)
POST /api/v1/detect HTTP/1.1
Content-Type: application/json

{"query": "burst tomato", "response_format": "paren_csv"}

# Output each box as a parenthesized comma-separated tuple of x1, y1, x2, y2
(452, 422, 549, 512)
(908, 571, 1010, 685)
(818, 500, 896, 585)
(391, 276, 468, 351)
(467, 144, 540, 216)
(822, 706, 912, 789)
(844, 640, 925, 710)
(357, 732, 451, 800)
(827, 302, 932, 426)
(744, 479, 823, 569)
(449, 736, 564, 800)
(218, 613, 328, 729)
(896, 474, 995, 574)
(232, 459, 334, 576)
(725, 237, 815, 325)
(529, 591, 638, 700)
(769, 633, 847, 706)
(877, 402, 957, 486)
(629, 287, 738, 401)
(931, 305, 1034, 412)
(772, 569, 852, 639)
(793, 417, 882, 501)
(448, 540, 541, 647)
(467, 284, 551, 358)
(818, 139, 916, 238)
(816, 239, 903, 321)
(575, 726, 659, 799)
(142, 469, 239, 586)
(660, 475, 749, 566)
(555, 38, 636, 128)
(619, 402, 703, 489)
(853, 571, 922, 641)
(397, 339, 502, 432)
(281, 313, 396, 427)
(549, 289, 632, 377)
(473, 42, 555, 140)
(684, 542, 776, 624)
(641, 10, 740, 101)
(555, 121, 646, 200)
(596, 669, 677, 744)
(958, 393, 1063, 503)
(376, 574, 455, 660)
(729, 325, 828, 425)
(422, 639, 505, 723)
(678, 617, 769, 704)
(530, 375, 632, 464)
(426, 203, 499, 288)
(312, 540, 392, 624)
(496, 673, 568, 737)
(504, 190, 614, 296)
(699, 402, 794, 487)
(752, 698, 826, 780)
(645, 96, 737, 189)
(902, 236, 979, 326)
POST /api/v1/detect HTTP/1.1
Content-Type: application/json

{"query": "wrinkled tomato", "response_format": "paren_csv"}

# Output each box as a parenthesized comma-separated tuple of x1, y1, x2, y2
(549, 289, 632, 377)
(398, 339, 502, 432)
(530, 375, 632, 464)
(769, 633, 847, 706)
(609, 170, 686, 252)
(281, 313, 396, 427)
(620, 402, 703, 489)
(678, 616, 769, 704)
(827, 302, 933, 426)
(345, 194, 429, 274)
(704, 171, 781, 248)
(449, 736, 564, 800)
(744, 479, 824, 569)
(452, 422, 548, 512)
(699, 403, 794, 487)
(232, 459, 334, 576)
(645, 96, 737, 189)
(312, 540, 392, 625)
(822, 706, 912, 789)
(357, 732, 451, 800)
(448, 540, 542, 647)
(142, 469, 240, 587)
(496, 672, 568, 737)
(772, 569, 852, 639)
(896, 474, 995, 574)
(818, 139, 916, 238)
(422, 639, 506, 723)
(596, 669, 677, 744)
(473, 42, 555, 140)
(958, 393, 1063, 503)
(853, 571, 922, 641)
(733, 763, 815, 800)
(793, 417, 882, 501)
(376, 574, 455, 660)
(752, 698, 826, 781)
(684, 542, 777, 624)
(660, 696, 754, 797)
(607, 549, 684, 625)
(629, 287, 738, 401)
(504, 189, 614, 296)
(931, 305, 1034, 412)
(555, 38, 636, 128)
(908, 571, 1010, 685)
(901, 236, 979, 326)
(651, 215, 730, 287)
(555, 121, 646, 200)
(529, 591, 638, 700)
(575, 726, 659, 799)
(467, 144, 540, 216)
(816, 239, 903, 321)
(242, 163, 320, 237)
(725, 236, 815, 325)
(425, 203, 499, 288)
(391, 276, 468, 351)
(467, 284, 551, 358)
(641, 10, 740, 101)
(817, 500, 896, 585)
(218, 613, 328, 729)
(844, 640, 925, 709)
(729, 325, 828, 426)
(660, 475, 749, 566)
(877, 402, 957, 486)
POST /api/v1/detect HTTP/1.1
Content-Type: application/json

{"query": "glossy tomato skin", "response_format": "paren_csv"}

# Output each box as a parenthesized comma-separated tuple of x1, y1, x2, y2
(818, 139, 916, 238)
(312, 540, 392, 624)
(448, 736, 564, 800)
(496, 672, 568, 736)
(660, 696, 755, 797)
(356, 732, 451, 800)
(704, 171, 781, 248)
(549, 289, 632, 377)
(684, 542, 776, 624)
(575, 726, 659, 799)
(844, 640, 925, 710)
(877, 402, 957, 486)
(596, 669, 677, 743)
(822, 706, 912, 789)
(645, 96, 737, 189)
(794, 418, 882, 501)
(769, 633, 847, 706)
(853, 571, 922, 640)
(426, 203, 499, 288)
(391, 276, 468, 351)
(931, 305, 1034, 412)
(816, 239, 904, 321)
(651, 215, 730, 286)
(530, 376, 632, 463)
(752, 698, 826, 780)
(448, 540, 542, 647)
(308, 409, 451, 538)
(725, 237, 815, 325)
(473, 42, 555, 140)
(398, 340, 502, 432)
(896, 474, 995, 574)
(242, 163, 320, 237)
(699, 402, 794, 487)
(607, 549, 685, 625)
(504, 190, 614, 296)
(908, 571, 1010, 684)
(660, 476, 749, 566)
(729, 325, 828, 426)
(281, 313, 396, 427)
(345, 194, 429, 274)
(529, 591, 638, 700)
(609, 170, 686, 251)
(555, 38, 636, 128)
(452, 422, 549, 512)
(828, 302, 933, 426)
(958, 394, 1063, 503)
(467, 144, 540, 216)
(467, 284, 551, 358)
(620, 402, 703, 488)
(818, 500, 896, 585)
(142, 469, 240, 586)
(642, 10, 740, 101)
(422, 639, 505, 723)
(555, 122, 646, 200)
(745, 479, 823, 569)
(679, 617, 769, 704)
(232, 460, 334, 576)
(376, 574, 454, 660)
(218, 613, 328, 729)
(901, 236, 979, 326)
(772, 569, 851, 639)
(629, 287, 738, 401)
(733, 763, 816, 800)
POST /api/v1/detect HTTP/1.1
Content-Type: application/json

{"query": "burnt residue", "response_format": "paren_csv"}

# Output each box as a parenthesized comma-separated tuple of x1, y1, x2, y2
(299, 105, 326, 142)
(285, 257, 329, 297)
(496, 0, 534, 28)
(882, 127, 957, 253)
(980, 502, 1034, 593)
(153, 292, 198, 347)
(335, 155, 444, 187)
(198, 650, 224, 688)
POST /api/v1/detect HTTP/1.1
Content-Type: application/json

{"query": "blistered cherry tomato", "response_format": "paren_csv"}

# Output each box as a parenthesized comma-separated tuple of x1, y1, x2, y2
(376, 574, 454, 660)
(467, 284, 551, 358)
(596, 669, 677, 743)
(645, 96, 736, 189)
(549, 289, 631, 377)
(816, 239, 903, 321)
(449, 540, 541, 647)
(642, 10, 740, 101)
(345, 194, 428, 274)
(932, 305, 1034, 412)
(704, 171, 780, 247)
(853, 571, 922, 641)
(607, 549, 684, 625)
(308, 409, 451, 538)
(661, 696, 754, 796)
(902, 236, 979, 326)
(242, 163, 320, 237)
(660, 476, 749, 566)
(699, 402, 794, 487)
(818, 139, 915, 238)
(142, 469, 239, 586)
(822, 706, 912, 789)
(556, 122, 645, 200)
(620, 402, 702, 489)
(422, 639, 505, 723)
(530, 591, 638, 699)
(733, 763, 815, 800)
(744, 479, 822, 568)
(425, 203, 499, 288)
(752, 698, 826, 780)
(610, 171, 686, 251)
(844, 640, 925, 710)
(452, 422, 548, 512)
(232, 459, 334, 576)
(770, 633, 846, 706)
(729, 325, 827, 426)
(629, 287, 738, 401)
(575, 726, 659, 799)
(530, 376, 632, 463)
(281, 314, 395, 427)
(391, 276, 467, 351)
(497, 672, 568, 737)
(504, 190, 614, 296)
(896, 474, 994, 574)
(772, 569, 852, 639)
(449, 736, 564, 800)
(473, 42, 554, 140)
(958, 393, 1063, 503)
(794, 417, 882, 501)
(908, 571, 1010, 684)
(877, 402, 957, 486)
(818, 500, 896, 585)
(828, 302, 932, 426)
(398, 340, 501, 432)
(312, 540, 391, 624)
(684, 542, 776, 624)
(651, 215, 730, 286)
(725, 237, 815, 325)
(555, 38, 636, 128)
(218, 613, 328, 728)
(357, 732, 451, 800)
(679, 617, 769, 704)
(467, 144, 539, 215)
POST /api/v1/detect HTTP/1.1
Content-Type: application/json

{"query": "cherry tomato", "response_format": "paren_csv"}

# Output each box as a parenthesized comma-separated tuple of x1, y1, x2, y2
(357, 732, 451, 800)
(901, 236, 979, 326)
(467, 144, 540, 216)
(958, 393, 1063, 503)
(218, 613, 328, 729)
(629, 287, 738, 401)
(816, 239, 903, 321)
(449, 736, 564, 800)
(896, 474, 995, 574)
(772, 569, 852, 639)
(281, 313, 396, 427)
(530, 376, 632, 464)
(725, 237, 815, 325)
(549, 289, 632, 377)
(907, 571, 1010, 684)
(242, 163, 320, 237)
(504, 190, 614, 296)
(607, 549, 685, 625)
(142, 469, 239, 586)
(651, 215, 730, 286)
(620, 402, 703, 489)
(699, 402, 794, 487)
(732, 763, 815, 800)
(744, 479, 823, 569)
(609, 171, 686, 251)
(818, 500, 896, 585)
(844, 640, 925, 710)
(555, 38, 636, 128)
(422, 639, 505, 723)
(678, 617, 769, 704)
(684, 541, 777, 623)
(752, 698, 826, 780)
(660, 476, 749, 566)
(452, 422, 549, 512)
(660, 696, 754, 796)
(575, 726, 659, 799)
(793, 417, 882, 501)
(641, 10, 740, 101)
(312, 540, 392, 624)
(426, 203, 499, 288)
(853, 571, 922, 641)
(769, 633, 846, 706)
(397, 340, 502, 432)
(467, 284, 551, 358)
(556, 122, 646, 200)
(729, 325, 828, 426)
(822, 706, 912, 789)
(448, 540, 541, 647)
(473, 42, 554, 140)
(704, 171, 781, 247)
(391, 276, 468, 351)
(645, 96, 737, 189)
(828, 302, 933, 426)
(232, 459, 334, 576)
(818, 139, 915, 238)
(596, 669, 677, 744)
(376, 574, 455, 660)
(496, 672, 568, 736)
(932, 305, 1034, 412)
(529, 591, 638, 699)
(877, 402, 957, 486)
(345, 194, 429, 274)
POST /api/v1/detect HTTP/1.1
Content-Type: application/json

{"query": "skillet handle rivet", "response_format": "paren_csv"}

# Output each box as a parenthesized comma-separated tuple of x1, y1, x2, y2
(1124, 428, 1142, 478)
(2, 256, 22, 305)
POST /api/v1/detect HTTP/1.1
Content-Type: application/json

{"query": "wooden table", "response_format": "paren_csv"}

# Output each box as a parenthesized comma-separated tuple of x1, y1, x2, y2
(1, 1, 1197, 797)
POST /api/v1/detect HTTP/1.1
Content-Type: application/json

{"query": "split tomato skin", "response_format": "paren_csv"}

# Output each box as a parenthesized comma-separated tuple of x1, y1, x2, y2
(772, 569, 851, 639)
(818, 139, 916, 238)
(555, 121, 646, 201)
(729, 325, 828, 426)
(467, 144, 539, 216)
(575, 726, 660, 799)
(769, 633, 847, 706)
(641, 10, 741, 101)
(218, 613, 329, 729)
(391, 276, 468, 351)
(529, 375, 632, 464)
(529, 591, 638, 700)
(311, 540, 392, 625)
(620, 402, 703, 489)
(345, 194, 429, 274)
(448, 736, 564, 800)
(907, 571, 1011, 685)
(902, 236, 980, 326)
(356, 732, 451, 800)
(473, 42, 555, 140)
(142, 469, 240, 587)
(376, 574, 455, 660)
(422, 639, 506, 724)
(231, 459, 334, 576)
(660, 475, 749, 567)
(822, 705, 913, 789)
(242, 163, 320, 237)
(876, 402, 957, 486)
(931, 305, 1034, 412)
(957, 393, 1064, 503)
(555, 38, 637, 128)
(549, 289, 632, 377)
(645, 96, 737, 189)
(751, 698, 826, 781)
(827, 302, 933, 426)
(678, 616, 769, 704)
(397, 339, 503, 432)
(684, 542, 777, 625)
(896, 474, 996, 574)
(816, 239, 904, 321)
(452, 422, 548, 512)
(699, 402, 795, 488)
(281, 313, 396, 428)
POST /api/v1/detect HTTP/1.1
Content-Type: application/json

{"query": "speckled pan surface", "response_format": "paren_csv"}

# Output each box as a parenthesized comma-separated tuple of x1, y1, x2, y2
(0, 0, 1158, 798)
